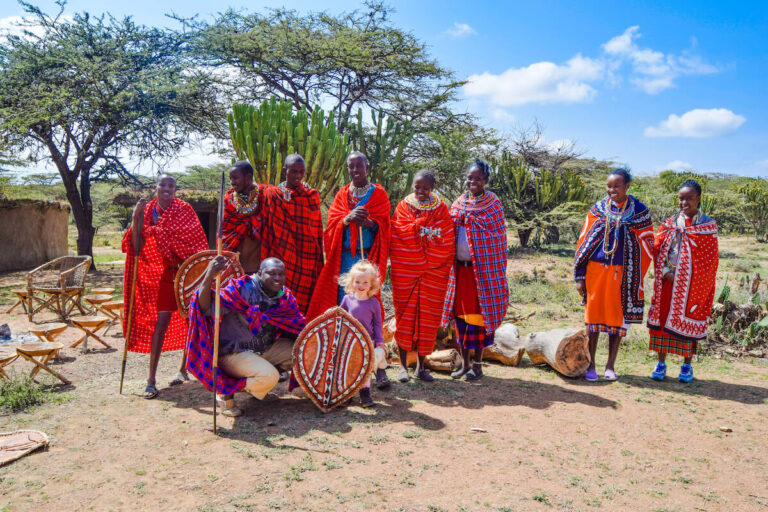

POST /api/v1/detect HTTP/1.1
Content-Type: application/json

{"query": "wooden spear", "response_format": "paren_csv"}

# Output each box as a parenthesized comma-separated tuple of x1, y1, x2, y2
(119, 253, 139, 394)
(212, 170, 226, 434)
(359, 226, 365, 261)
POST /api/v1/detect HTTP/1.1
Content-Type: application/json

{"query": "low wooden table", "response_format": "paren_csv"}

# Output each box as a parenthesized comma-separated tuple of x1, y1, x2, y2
(16, 342, 70, 385)
(70, 315, 111, 354)
(84, 294, 115, 317)
(0, 346, 19, 379)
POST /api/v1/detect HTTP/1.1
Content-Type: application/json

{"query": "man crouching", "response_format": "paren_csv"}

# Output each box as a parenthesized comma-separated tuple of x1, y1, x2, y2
(185, 256, 306, 417)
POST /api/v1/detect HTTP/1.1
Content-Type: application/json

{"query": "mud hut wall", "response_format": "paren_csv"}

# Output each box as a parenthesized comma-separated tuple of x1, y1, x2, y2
(0, 202, 70, 271)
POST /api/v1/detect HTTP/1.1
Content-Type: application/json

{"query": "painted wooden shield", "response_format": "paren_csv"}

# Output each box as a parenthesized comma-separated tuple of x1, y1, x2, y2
(293, 307, 375, 412)
(174, 250, 244, 317)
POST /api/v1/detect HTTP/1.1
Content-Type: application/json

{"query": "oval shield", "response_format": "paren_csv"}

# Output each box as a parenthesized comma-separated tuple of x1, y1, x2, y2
(174, 250, 244, 317)
(292, 307, 375, 412)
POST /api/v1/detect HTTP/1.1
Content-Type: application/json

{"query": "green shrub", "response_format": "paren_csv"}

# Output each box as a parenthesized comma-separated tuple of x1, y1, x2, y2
(0, 375, 47, 412)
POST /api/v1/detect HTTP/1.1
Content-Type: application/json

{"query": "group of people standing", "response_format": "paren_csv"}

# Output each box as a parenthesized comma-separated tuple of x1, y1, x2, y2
(122, 152, 719, 415)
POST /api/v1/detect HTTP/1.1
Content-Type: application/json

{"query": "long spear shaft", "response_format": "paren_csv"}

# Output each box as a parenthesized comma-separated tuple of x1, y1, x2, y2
(119, 253, 140, 394)
(212, 170, 226, 434)
(359, 226, 365, 261)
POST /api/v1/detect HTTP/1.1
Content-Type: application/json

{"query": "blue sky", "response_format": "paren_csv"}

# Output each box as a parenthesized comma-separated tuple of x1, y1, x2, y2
(1, 0, 766, 177)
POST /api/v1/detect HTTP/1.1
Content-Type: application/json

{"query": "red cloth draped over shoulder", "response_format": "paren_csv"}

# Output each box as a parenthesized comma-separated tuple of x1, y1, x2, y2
(306, 184, 390, 321)
(259, 183, 324, 315)
(221, 185, 266, 251)
(647, 213, 718, 341)
(121, 198, 208, 353)
(390, 195, 455, 356)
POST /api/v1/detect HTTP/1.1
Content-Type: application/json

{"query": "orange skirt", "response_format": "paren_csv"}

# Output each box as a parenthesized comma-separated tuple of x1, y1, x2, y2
(584, 260, 624, 328)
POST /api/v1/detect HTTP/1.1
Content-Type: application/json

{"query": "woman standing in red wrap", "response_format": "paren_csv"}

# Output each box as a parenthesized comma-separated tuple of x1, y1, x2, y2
(122, 174, 208, 399)
(390, 169, 455, 383)
(648, 180, 718, 383)
(307, 152, 390, 320)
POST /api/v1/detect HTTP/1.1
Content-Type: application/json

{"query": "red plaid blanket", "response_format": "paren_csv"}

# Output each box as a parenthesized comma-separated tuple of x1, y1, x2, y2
(259, 183, 324, 315)
(307, 184, 391, 321)
(222, 185, 266, 252)
(186, 275, 306, 395)
(440, 192, 508, 334)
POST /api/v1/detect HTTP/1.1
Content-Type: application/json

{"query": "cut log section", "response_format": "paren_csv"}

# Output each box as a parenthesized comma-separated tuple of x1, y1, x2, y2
(525, 328, 589, 377)
(484, 323, 526, 366)
(386, 347, 460, 373)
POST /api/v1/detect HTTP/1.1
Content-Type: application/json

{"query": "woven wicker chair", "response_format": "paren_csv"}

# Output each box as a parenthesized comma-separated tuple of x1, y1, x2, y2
(27, 256, 92, 322)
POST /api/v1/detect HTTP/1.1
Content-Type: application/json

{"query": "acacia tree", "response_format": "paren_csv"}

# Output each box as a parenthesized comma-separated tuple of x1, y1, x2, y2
(0, 2, 220, 257)
(194, 1, 456, 130)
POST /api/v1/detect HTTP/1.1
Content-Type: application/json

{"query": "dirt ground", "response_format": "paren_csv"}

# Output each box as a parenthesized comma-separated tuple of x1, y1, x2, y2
(1, 242, 768, 512)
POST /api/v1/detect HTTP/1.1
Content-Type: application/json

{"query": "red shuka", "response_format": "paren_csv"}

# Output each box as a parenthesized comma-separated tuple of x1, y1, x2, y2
(259, 183, 324, 315)
(221, 185, 266, 252)
(122, 198, 208, 353)
(306, 184, 390, 320)
(390, 194, 455, 356)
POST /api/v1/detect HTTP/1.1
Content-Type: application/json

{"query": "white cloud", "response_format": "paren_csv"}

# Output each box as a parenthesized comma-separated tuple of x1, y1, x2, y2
(603, 26, 717, 94)
(645, 108, 746, 138)
(663, 160, 694, 171)
(490, 109, 515, 123)
(0, 14, 74, 41)
(446, 22, 476, 38)
(465, 54, 604, 106)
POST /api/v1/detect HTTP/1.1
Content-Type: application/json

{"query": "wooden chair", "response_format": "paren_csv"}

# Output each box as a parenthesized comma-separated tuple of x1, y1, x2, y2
(27, 256, 92, 322)
(16, 343, 70, 385)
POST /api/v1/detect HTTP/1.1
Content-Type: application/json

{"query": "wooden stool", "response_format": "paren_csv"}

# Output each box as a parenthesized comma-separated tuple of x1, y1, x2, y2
(84, 294, 114, 317)
(0, 347, 19, 379)
(70, 316, 111, 353)
(90, 287, 115, 296)
(6, 290, 32, 320)
(100, 300, 124, 333)
(28, 323, 68, 343)
(16, 343, 70, 385)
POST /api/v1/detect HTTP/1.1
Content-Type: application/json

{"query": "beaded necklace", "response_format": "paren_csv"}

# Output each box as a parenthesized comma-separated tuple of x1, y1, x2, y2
(405, 192, 440, 211)
(602, 198, 628, 257)
(279, 181, 309, 202)
(350, 182, 373, 199)
(233, 187, 259, 216)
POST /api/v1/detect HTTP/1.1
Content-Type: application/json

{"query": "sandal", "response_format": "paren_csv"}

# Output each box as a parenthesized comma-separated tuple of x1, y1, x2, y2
(143, 385, 158, 399)
(169, 372, 190, 386)
(451, 365, 469, 380)
(465, 363, 483, 381)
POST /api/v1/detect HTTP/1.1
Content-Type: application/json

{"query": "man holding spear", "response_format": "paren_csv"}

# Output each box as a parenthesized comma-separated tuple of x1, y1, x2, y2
(120, 174, 208, 399)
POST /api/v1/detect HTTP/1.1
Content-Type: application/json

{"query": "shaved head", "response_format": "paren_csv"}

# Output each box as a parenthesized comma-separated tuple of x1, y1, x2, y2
(284, 153, 305, 167)
(157, 173, 175, 184)
(260, 257, 285, 272)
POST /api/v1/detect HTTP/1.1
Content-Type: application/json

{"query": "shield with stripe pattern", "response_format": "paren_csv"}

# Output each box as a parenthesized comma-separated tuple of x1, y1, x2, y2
(292, 307, 375, 412)
(174, 250, 244, 317)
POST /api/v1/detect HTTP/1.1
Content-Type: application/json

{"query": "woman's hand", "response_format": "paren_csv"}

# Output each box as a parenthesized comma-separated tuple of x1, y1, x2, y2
(575, 280, 586, 305)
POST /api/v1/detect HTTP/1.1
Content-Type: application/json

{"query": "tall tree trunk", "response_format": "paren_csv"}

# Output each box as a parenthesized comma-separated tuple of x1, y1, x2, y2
(59, 166, 96, 264)
(518, 228, 532, 247)
(544, 224, 560, 244)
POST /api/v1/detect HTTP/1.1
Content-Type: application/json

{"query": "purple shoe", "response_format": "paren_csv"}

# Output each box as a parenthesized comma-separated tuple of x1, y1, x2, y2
(584, 368, 598, 382)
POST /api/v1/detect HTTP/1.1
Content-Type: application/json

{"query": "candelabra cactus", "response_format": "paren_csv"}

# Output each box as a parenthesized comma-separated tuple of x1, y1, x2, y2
(228, 97, 352, 203)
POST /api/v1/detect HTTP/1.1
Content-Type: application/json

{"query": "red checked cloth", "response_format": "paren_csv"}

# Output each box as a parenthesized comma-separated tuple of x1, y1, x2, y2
(259, 183, 324, 315)
(390, 194, 455, 356)
(122, 198, 208, 353)
(221, 185, 266, 252)
(440, 192, 509, 334)
(307, 184, 390, 321)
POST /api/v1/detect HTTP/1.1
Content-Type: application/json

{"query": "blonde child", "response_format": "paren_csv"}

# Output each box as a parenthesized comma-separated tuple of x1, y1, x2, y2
(339, 260, 389, 407)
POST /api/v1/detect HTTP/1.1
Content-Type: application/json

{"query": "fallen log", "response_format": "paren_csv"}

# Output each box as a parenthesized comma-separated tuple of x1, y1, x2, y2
(402, 348, 461, 373)
(484, 323, 526, 366)
(525, 328, 589, 377)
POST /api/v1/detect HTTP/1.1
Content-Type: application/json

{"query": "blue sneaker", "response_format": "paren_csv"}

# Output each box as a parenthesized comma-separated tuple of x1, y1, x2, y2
(651, 362, 666, 381)
(678, 364, 693, 383)
(584, 368, 598, 382)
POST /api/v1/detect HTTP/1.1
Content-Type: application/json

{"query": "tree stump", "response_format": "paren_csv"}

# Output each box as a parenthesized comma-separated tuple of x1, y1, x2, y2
(525, 328, 589, 377)
(484, 323, 526, 366)
(402, 349, 461, 372)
